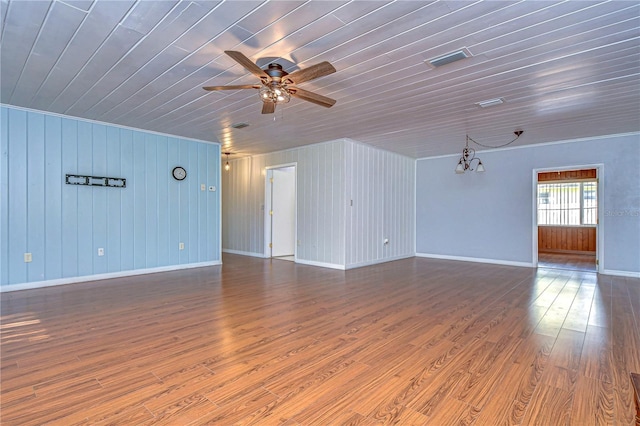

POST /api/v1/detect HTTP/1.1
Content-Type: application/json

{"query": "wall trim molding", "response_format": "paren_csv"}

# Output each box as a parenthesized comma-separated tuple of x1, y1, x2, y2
(601, 269, 640, 279)
(295, 259, 346, 270)
(416, 252, 534, 268)
(416, 253, 639, 277)
(0, 261, 222, 293)
(0, 104, 218, 146)
(417, 131, 640, 160)
(222, 249, 267, 258)
(346, 254, 415, 270)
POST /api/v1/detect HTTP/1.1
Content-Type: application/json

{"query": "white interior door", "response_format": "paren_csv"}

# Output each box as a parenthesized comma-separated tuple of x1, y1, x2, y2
(270, 166, 296, 257)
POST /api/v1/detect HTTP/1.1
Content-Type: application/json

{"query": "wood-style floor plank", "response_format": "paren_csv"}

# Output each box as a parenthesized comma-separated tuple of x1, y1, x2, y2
(1, 254, 639, 425)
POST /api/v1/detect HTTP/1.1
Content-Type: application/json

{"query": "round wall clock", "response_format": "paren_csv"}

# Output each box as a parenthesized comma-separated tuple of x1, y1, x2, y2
(172, 166, 187, 181)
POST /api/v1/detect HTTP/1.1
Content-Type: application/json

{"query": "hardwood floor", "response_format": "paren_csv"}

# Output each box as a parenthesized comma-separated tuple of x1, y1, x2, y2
(1, 254, 639, 425)
(538, 252, 597, 272)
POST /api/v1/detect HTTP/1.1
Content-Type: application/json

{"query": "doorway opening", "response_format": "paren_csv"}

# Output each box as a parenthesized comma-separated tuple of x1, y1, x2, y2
(264, 164, 296, 261)
(534, 167, 601, 272)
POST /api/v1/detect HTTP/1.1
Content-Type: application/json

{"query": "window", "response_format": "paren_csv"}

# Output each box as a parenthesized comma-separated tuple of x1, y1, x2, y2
(537, 181, 597, 226)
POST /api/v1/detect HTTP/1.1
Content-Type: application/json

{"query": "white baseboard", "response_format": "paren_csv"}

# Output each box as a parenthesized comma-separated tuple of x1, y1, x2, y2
(416, 252, 534, 268)
(296, 254, 416, 271)
(601, 269, 640, 278)
(0, 261, 222, 293)
(222, 249, 267, 258)
(295, 259, 346, 270)
(345, 254, 415, 270)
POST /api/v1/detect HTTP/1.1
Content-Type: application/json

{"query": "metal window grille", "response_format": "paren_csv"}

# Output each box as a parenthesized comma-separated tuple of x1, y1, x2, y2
(537, 181, 597, 226)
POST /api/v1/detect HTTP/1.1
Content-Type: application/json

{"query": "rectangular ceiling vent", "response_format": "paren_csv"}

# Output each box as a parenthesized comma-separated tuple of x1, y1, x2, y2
(475, 98, 505, 108)
(427, 48, 472, 68)
(230, 122, 249, 129)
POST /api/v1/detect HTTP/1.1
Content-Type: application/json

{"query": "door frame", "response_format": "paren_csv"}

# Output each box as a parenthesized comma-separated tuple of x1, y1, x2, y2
(264, 162, 297, 259)
(531, 163, 604, 273)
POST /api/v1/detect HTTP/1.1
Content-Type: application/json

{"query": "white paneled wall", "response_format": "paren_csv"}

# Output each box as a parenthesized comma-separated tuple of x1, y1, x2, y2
(222, 140, 347, 267)
(222, 138, 415, 270)
(345, 140, 415, 268)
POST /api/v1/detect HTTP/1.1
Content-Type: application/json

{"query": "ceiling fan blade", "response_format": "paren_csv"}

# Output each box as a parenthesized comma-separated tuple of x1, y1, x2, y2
(225, 51, 268, 78)
(285, 61, 336, 84)
(261, 102, 275, 114)
(289, 87, 336, 108)
(203, 84, 259, 91)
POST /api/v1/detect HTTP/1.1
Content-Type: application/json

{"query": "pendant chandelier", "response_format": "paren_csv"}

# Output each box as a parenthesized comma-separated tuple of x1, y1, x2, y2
(455, 131, 523, 174)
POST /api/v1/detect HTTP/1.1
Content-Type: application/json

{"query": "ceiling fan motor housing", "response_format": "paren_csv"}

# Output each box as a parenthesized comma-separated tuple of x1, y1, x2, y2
(265, 63, 288, 81)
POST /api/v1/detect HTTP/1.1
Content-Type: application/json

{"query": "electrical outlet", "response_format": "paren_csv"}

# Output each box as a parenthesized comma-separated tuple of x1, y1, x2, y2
(98, 248, 104, 256)
(24, 252, 32, 263)
(201, 183, 206, 191)
(179, 242, 185, 250)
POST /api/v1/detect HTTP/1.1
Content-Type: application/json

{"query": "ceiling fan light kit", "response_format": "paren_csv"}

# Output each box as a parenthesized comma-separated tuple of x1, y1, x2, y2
(203, 51, 336, 114)
(455, 130, 524, 174)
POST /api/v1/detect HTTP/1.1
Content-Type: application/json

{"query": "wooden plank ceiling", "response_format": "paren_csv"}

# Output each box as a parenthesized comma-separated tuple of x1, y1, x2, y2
(1, 0, 639, 158)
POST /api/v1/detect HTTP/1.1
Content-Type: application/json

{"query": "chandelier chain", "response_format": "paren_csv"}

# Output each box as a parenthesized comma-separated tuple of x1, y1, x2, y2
(467, 131, 523, 149)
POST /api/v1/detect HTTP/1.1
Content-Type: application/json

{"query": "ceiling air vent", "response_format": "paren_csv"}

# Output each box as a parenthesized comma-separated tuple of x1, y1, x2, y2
(427, 48, 472, 68)
(475, 98, 505, 108)
(230, 122, 249, 129)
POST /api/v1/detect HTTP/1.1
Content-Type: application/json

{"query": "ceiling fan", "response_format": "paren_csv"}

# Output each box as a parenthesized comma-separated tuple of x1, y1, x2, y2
(203, 50, 337, 114)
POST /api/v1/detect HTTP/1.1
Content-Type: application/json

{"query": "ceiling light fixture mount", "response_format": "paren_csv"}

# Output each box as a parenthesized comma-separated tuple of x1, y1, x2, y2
(223, 152, 232, 171)
(455, 130, 524, 174)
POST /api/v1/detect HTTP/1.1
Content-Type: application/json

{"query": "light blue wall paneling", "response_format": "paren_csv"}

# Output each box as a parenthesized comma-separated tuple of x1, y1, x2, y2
(45, 115, 63, 279)
(119, 129, 135, 272)
(77, 120, 94, 277)
(61, 117, 79, 277)
(0, 106, 221, 288)
(106, 126, 122, 273)
(92, 123, 108, 275)
(27, 112, 46, 282)
(7, 109, 28, 284)
(0, 107, 9, 284)
(415, 133, 640, 274)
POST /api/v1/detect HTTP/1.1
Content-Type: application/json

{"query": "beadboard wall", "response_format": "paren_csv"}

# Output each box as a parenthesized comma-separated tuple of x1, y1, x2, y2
(221, 139, 415, 269)
(222, 140, 346, 267)
(345, 140, 415, 268)
(1, 106, 221, 289)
